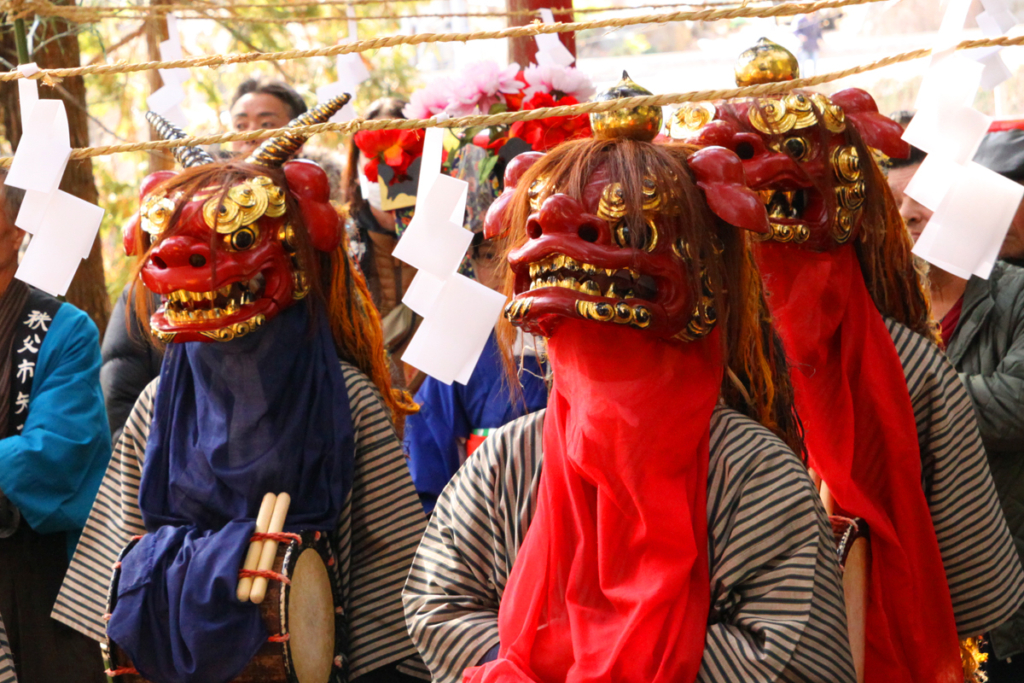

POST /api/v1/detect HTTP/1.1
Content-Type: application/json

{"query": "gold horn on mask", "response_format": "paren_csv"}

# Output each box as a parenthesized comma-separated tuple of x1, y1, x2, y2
(245, 94, 352, 168)
(145, 111, 216, 168)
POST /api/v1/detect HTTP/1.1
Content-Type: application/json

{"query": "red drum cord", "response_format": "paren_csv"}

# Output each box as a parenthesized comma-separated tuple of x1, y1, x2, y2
(249, 532, 302, 543)
(238, 568, 291, 585)
(105, 666, 139, 677)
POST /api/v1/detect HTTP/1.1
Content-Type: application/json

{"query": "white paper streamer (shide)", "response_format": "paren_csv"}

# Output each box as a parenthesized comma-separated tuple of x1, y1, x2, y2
(906, 0, 1023, 280)
(394, 114, 506, 385)
(4, 65, 105, 296)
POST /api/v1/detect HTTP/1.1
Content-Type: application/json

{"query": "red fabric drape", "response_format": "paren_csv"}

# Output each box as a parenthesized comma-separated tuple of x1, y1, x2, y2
(756, 243, 961, 683)
(464, 320, 723, 683)
(939, 297, 964, 350)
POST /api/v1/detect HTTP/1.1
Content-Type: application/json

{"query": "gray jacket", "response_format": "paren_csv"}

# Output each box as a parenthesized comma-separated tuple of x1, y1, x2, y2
(947, 261, 1024, 658)
(101, 287, 163, 445)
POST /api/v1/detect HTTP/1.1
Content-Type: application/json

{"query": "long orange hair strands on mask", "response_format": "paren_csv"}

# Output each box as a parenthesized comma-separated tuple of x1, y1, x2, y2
(853, 133, 939, 344)
(495, 137, 805, 456)
(324, 242, 419, 432)
(721, 239, 805, 457)
(128, 161, 416, 432)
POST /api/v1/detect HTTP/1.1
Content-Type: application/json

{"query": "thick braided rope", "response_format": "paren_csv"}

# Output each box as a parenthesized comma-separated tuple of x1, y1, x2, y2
(19, 4, 741, 24)
(9, 0, 743, 22)
(3, 0, 451, 17)
(1, 0, 426, 17)
(1, 34, 1014, 168)
(0, 0, 884, 81)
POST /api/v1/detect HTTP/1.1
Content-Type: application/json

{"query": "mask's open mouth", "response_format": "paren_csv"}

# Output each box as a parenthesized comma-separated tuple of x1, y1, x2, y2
(508, 251, 668, 331)
(159, 272, 267, 325)
(753, 183, 828, 243)
(759, 188, 811, 221)
(525, 253, 658, 301)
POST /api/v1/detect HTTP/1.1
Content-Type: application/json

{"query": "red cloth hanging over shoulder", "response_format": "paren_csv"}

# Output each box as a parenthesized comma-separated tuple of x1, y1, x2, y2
(756, 242, 961, 683)
(939, 297, 964, 349)
(464, 321, 723, 683)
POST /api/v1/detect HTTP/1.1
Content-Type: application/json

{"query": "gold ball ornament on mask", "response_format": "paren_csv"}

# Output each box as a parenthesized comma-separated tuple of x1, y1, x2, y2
(734, 38, 800, 87)
(590, 71, 663, 142)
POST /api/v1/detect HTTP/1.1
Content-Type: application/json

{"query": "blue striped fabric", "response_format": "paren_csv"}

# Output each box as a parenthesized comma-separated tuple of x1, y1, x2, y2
(52, 362, 428, 680)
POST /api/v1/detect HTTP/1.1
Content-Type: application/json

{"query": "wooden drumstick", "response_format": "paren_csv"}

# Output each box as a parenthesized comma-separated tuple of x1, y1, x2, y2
(237, 492, 277, 603)
(249, 492, 291, 605)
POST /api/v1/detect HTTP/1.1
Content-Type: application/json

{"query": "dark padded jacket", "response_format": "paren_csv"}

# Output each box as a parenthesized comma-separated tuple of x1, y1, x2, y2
(100, 288, 163, 445)
(946, 261, 1024, 658)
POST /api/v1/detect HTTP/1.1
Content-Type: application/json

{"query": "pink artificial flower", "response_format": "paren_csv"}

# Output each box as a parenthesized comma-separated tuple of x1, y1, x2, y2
(522, 64, 596, 102)
(447, 61, 524, 116)
(404, 77, 455, 120)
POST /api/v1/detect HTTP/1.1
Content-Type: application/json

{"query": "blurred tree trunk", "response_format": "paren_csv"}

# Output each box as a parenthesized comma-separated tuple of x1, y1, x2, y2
(0, 0, 110, 335)
(146, 0, 176, 174)
(507, 0, 575, 68)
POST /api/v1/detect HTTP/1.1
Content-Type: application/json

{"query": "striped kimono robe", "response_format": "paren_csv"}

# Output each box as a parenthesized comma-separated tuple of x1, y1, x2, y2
(0, 613, 14, 683)
(885, 319, 1024, 635)
(403, 321, 1024, 683)
(52, 363, 428, 680)
(404, 406, 856, 683)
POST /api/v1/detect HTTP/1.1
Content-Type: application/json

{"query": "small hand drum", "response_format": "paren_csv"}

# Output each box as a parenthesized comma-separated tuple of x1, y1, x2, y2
(103, 531, 346, 683)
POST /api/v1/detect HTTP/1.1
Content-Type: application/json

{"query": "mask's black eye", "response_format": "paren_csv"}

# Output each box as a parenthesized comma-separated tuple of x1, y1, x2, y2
(614, 222, 658, 252)
(277, 225, 297, 253)
(783, 136, 810, 161)
(228, 226, 258, 251)
(735, 141, 755, 160)
(615, 224, 632, 248)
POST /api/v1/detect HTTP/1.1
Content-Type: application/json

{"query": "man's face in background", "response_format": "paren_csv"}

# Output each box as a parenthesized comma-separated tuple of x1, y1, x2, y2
(887, 164, 932, 245)
(1000, 190, 1024, 262)
(230, 93, 294, 156)
(470, 240, 502, 291)
(888, 162, 1024, 263)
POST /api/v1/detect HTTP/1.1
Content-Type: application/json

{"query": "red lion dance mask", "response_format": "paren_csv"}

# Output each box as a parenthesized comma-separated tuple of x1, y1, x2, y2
(485, 75, 770, 342)
(669, 41, 908, 250)
(466, 74, 788, 683)
(123, 97, 349, 343)
(668, 40, 966, 683)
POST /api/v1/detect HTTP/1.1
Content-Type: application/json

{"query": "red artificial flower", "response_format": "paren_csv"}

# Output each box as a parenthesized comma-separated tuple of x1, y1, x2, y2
(502, 70, 529, 111)
(361, 159, 381, 183)
(353, 129, 426, 183)
(508, 93, 592, 152)
(472, 130, 511, 152)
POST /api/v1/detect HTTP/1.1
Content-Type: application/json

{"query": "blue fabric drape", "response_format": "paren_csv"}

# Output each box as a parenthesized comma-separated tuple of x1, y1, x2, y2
(404, 332, 547, 513)
(107, 303, 354, 683)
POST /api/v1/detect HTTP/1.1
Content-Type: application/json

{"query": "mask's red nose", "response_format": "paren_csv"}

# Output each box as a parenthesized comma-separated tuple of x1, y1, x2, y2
(148, 236, 210, 272)
(529, 193, 612, 246)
